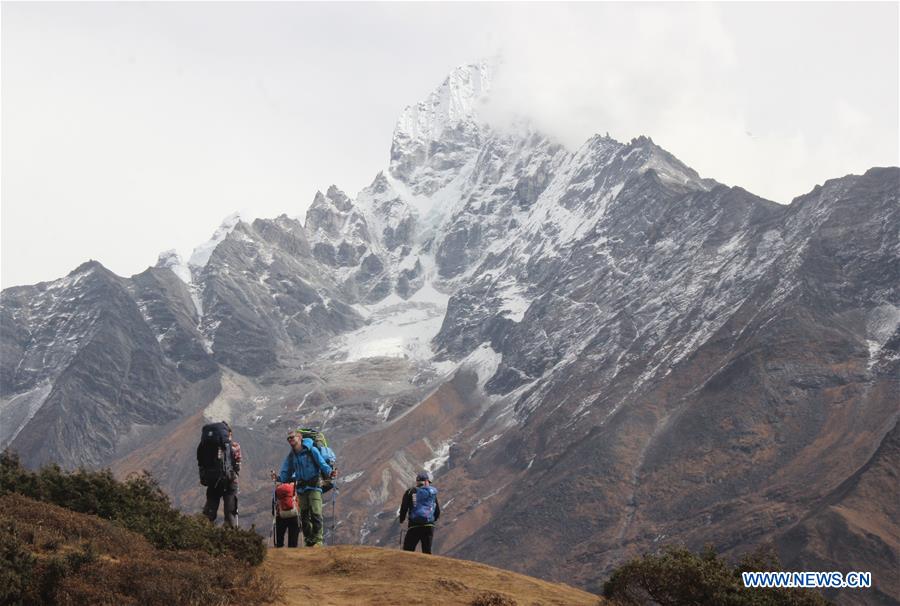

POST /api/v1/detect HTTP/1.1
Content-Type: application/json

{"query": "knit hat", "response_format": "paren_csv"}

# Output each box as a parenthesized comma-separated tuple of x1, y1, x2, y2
(416, 471, 430, 482)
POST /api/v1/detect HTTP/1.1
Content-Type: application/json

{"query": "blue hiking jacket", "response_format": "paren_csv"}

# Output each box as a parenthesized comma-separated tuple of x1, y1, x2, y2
(278, 438, 333, 492)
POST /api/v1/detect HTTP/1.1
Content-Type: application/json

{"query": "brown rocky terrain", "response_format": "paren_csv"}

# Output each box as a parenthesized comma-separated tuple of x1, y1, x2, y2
(777, 422, 899, 606)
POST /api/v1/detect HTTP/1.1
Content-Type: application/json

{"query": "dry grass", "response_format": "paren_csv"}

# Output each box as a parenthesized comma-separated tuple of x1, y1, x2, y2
(0, 494, 281, 606)
(263, 544, 602, 606)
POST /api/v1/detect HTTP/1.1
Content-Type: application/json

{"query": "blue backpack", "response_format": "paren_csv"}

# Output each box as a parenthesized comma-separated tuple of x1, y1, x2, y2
(410, 486, 438, 524)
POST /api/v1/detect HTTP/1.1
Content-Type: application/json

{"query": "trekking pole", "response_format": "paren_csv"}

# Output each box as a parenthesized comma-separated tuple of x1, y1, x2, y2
(331, 481, 337, 546)
(399, 527, 405, 549)
(270, 479, 277, 547)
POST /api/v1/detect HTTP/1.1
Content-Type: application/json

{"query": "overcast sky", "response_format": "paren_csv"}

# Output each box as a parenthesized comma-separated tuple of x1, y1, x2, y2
(2, 2, 898, 289)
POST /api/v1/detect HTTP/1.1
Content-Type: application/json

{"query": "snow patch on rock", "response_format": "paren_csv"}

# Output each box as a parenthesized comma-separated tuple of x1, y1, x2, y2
(461, 343, 503, 392)
(335, 265, 450, 363)
(0, 382, 53, 448)
(866, 304, 900, 370)
(189, 212, 253, 270)
(422, 440, 452, 477)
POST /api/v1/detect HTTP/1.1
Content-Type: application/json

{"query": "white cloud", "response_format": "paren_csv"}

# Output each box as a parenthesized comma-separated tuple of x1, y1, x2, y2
(480, 3, 897, 203)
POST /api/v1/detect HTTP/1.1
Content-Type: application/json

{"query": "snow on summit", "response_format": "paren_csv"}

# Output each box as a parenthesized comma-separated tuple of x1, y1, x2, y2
(392, 62, 493, 144)
(156, 250, 191, 284)
(186, 211, 256, 272)
(390, 62, 494, 196)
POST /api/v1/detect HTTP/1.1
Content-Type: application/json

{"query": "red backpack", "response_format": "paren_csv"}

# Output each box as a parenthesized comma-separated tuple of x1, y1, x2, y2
(275, 483, 298, 518)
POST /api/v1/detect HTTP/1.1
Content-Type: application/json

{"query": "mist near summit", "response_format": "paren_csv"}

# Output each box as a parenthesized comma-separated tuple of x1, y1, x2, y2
(2, 2, 897, 288)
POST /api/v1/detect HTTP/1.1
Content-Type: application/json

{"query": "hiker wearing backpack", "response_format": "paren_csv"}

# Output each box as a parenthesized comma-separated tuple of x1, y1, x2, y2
(196, 421, 240, 527)
(272, 478, 301, 548)
(272, 431, 334, 547)
(398, 471, 440, 554)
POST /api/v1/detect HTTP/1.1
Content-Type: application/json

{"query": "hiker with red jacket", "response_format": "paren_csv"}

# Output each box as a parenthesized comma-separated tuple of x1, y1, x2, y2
(272, 432, 334, 547)
(398, 471, 440, 554)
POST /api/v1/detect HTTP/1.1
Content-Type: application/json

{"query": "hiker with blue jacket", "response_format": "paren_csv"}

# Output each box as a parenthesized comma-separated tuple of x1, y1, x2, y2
(398, 471, 440, 554)
(272, 432, 334, 547)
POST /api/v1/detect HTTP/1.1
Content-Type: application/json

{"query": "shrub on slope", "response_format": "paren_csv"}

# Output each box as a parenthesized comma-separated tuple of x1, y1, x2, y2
(0, 493, 279, 605)
(603, 545, 830, 605)
(0, 450, 264, 566)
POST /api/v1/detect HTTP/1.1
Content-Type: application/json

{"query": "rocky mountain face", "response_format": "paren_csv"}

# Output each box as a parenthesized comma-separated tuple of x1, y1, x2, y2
(1, 262, 188, 467)
(2, 62, 897, 604)
(428, 165, 899, 593)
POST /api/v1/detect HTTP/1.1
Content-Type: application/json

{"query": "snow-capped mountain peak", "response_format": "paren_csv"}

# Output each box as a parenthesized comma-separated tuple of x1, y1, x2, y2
(187, 211, 254, 271)
(393, 62, 492, 143)
(305, 186, 370, 242)
(625, 135, 716, 191)
(390, 62, 494, 195)
(155, 250, 191, 284)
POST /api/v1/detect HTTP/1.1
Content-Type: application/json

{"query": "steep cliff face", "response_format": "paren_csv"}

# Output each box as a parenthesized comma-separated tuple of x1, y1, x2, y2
(2, 62, 897, 603)
(195, 216, 363, 376)
(1, 262, 186, 467)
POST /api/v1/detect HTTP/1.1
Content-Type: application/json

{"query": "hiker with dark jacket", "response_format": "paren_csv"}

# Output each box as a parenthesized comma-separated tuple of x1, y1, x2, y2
(272, 433, 333, 546)
(197, 421, 240, 527)
(398, 471, 440, 554)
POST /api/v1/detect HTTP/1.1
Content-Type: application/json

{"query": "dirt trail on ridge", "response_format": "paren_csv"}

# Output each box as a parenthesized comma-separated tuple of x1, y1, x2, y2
(263, 545, 603, 605)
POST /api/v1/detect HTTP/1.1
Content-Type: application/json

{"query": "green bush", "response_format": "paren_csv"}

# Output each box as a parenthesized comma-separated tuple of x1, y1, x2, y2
(0, 450, 264, 566)
(0, 520, 35, 606)
(603, 545, 831, 605)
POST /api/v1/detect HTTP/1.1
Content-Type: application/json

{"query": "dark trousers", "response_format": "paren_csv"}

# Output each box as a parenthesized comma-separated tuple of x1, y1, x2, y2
(403, 525, 434, 554)
(275, 514, 300, 547)
(203, 484, 238, 527)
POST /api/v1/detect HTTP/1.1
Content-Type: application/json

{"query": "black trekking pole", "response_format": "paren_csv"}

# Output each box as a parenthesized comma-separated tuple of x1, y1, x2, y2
(269, 478, 277, 547)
